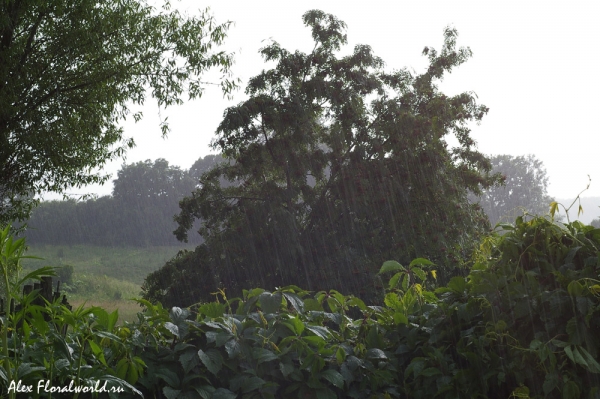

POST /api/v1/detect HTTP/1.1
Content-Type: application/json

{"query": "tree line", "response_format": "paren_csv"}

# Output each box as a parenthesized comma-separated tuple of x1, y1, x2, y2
(24, 156, 224, 246)
(24, 150, 554, 250)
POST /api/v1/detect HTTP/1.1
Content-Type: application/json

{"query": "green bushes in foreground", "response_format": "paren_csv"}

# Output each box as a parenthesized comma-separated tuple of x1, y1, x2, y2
(1, 216, 600, 398)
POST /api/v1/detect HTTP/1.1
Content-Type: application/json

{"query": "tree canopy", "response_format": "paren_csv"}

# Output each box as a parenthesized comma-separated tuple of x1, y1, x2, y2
(143, 10, 501, 307)
(0, 0, 235, 224)
(470, 154, 554, 226)
(25, 158, 202, 246)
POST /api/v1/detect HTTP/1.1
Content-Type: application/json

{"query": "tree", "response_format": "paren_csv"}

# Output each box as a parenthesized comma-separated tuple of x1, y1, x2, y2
(112, 159, 197, 245)
(188, 153, 236, 189)
(143, 10, 500, 307)
(189, 154, 225, 183)
(470, 154, 554, 226)
(0, 0, 235, 225)
(25, 158, 201, 246)
(113, 159, 195, 205)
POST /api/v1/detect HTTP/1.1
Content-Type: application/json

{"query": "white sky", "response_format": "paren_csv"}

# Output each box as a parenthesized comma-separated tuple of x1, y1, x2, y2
(71, 0, 600, 201)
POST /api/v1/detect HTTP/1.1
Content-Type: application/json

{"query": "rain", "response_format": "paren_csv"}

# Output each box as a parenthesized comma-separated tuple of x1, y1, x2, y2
(2, 1, 600, 397)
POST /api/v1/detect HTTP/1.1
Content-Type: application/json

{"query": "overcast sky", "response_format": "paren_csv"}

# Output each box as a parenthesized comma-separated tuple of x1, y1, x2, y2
(74, 0, 600, 208)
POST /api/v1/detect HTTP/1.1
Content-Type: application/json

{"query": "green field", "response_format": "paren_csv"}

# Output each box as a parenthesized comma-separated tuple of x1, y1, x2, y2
(21, 244, 195, 323)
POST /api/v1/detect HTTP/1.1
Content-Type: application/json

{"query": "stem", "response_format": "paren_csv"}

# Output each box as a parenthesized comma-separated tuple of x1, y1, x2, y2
(2, 269, 14, 399)
(73, 336, 86, 399)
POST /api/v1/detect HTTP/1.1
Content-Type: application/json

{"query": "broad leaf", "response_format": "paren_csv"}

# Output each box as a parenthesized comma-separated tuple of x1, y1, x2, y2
(366, 348, 387, 360)
(320, 369, 345, 389)
(283, 292, 305, 313)
(379, 260, 405, 274)
(259, 292, 282, 314)
(252, 347, 278, 364)
(198, 349, 223, 376)
(409, 258, 434, 268)
(163, 387, 181, 399)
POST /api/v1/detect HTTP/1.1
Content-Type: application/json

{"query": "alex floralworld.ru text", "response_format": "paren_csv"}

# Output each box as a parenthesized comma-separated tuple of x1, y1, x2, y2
(7, 379, 125, 394)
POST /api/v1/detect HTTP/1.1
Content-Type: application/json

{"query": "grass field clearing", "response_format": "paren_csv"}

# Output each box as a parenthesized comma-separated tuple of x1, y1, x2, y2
(21, 244, 195, 323)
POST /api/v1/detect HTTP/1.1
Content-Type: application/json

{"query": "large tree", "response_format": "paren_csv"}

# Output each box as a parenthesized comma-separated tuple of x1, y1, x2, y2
(470, 154, 554, 226)
(0, 0, 235, 224)
(112, 159, 197, 245)
(143, 10, 500, 306)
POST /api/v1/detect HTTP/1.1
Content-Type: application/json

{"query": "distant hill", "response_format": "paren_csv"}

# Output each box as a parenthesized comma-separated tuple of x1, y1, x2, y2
(555, 196, 600, 225)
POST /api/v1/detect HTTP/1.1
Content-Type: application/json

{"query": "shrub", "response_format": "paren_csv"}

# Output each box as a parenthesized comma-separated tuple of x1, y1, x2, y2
(2, 217, 599, 398)
(396, 216, 600, 398)
(129, 217, 600, 398)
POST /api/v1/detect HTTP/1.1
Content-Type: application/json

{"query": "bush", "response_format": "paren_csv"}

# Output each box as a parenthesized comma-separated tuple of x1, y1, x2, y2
(395, 216, 600, 398)
(130, 217, 600, 398)
(2, 217, 599, 398)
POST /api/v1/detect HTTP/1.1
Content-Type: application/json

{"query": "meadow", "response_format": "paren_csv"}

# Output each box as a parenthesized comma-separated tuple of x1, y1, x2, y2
(20, 244, 195, 322)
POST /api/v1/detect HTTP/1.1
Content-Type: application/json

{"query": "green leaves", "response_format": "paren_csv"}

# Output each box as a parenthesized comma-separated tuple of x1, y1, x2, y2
(0, 0, 236, 224)
(283, 291, 305, 313)
(282, 315, 305, 335)
(5, 216, 600, 398)
(474, 155, 555, 226)
(381, 258, 435, 296)
(564, 345, 600, 373)
(320, 369, 345, 389)
(197, 349, 223, 376)
(251, 347, 279, 364)
(409, 258, 435, 268)
(155, 9, 497, 308)
(259, 291, 283, 314)
(567, 280, 586, 297)
(379, 260, 406, 274)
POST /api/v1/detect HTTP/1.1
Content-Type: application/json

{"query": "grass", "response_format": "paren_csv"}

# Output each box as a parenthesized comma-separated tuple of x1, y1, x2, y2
(22, 244, 194, 284)
(69, 299, 143, 327)
(63, 273, 144, 323)
(21, 244, 195, 323)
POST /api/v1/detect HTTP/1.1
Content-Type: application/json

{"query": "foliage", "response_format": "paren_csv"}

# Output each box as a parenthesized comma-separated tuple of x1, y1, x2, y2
(0, 0, 236, 224)
(188, 154, 236, 189)
(24, 159, 201, 246)
(147, 10, 500, 307)
(0, 226, 140, 398)
(20, 243, 190, 323)
(136, 216, 600, 398)
(0, 299, 144, 399)
(470, 154, 555, 225)
(393, 215, 600, 398)
(3, 216, 600, 398)
(125, 259, 436, 399)
(111, 159, 198, 246)
(137, 216, 600, 399)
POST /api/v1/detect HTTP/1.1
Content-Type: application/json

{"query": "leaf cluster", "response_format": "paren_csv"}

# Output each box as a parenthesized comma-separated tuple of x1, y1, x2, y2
(3, 216, 600, 397)
(394, 216, 600, 398)
(0, 236, 140, 398)
(0, 0, 236, 224)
